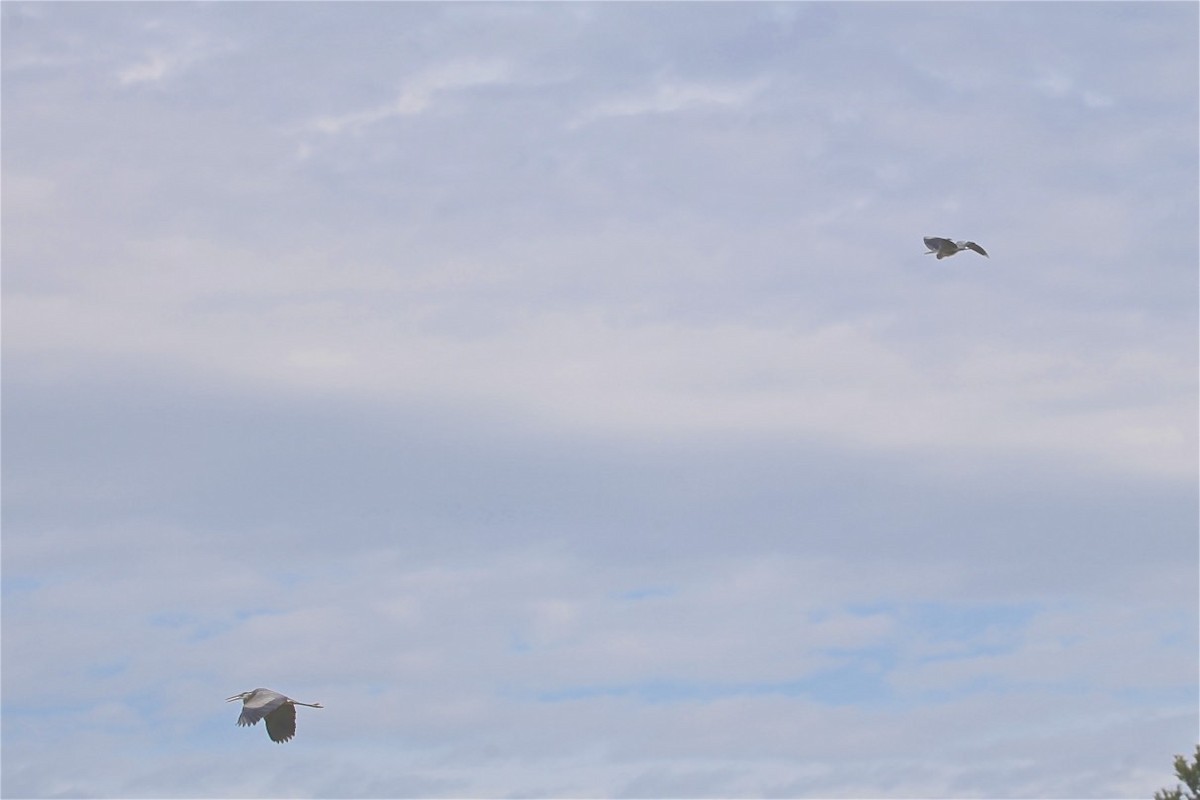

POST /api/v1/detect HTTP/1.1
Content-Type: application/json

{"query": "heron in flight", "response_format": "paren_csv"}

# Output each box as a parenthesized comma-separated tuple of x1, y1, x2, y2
(924, 236, 989, 259)
(226, 688, 323, 743)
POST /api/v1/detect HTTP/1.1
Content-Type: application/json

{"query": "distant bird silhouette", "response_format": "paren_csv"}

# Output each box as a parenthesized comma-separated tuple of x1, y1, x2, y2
(226, 688, 323, 743)
(924, 236, 989, 259)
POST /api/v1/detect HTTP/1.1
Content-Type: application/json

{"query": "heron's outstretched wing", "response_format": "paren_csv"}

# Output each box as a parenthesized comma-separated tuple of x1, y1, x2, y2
(923, 236, 950, 250)
(236, 690, 288, 727)
(264, 702, 297, 743)
(963, 241, 989, 257)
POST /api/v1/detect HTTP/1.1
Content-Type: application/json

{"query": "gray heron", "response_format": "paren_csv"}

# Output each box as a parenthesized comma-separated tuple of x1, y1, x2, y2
(924, 236, 989, 259)
(226, 688, 323, 743)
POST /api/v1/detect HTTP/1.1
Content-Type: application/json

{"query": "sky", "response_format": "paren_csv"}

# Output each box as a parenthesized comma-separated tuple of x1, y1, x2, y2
(2, 2, 1197, 797)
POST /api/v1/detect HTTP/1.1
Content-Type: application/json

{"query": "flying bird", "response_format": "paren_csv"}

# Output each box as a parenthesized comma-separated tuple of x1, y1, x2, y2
(226, 688, 323, 743)
(923, 236, 989, 259)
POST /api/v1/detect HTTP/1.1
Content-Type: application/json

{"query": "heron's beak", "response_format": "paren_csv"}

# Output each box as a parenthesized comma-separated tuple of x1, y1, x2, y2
(225, 694, 244, 703)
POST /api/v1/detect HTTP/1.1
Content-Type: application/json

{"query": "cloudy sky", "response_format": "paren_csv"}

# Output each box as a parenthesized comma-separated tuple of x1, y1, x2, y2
(3, 2, 1197, 797)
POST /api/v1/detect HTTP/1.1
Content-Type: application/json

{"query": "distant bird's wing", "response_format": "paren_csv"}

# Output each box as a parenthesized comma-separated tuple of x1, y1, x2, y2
(264, 702, 297, 743)
(963, 241, 989, 257)
(923, 236, 950, 251)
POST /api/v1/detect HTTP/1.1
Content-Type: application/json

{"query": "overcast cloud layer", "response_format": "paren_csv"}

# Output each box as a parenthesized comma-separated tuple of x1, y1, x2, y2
(3, 2, 1197, 798)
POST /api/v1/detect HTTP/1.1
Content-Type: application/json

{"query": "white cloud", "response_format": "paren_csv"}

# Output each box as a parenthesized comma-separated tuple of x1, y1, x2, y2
(117, 50, 173, 85)
(571, 76, 768, 127)
(1032, 67, 1119, 110)
(307, 59, 512, 135)
(115, 33, 234, 87)
(10, 256, 1192, 479)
